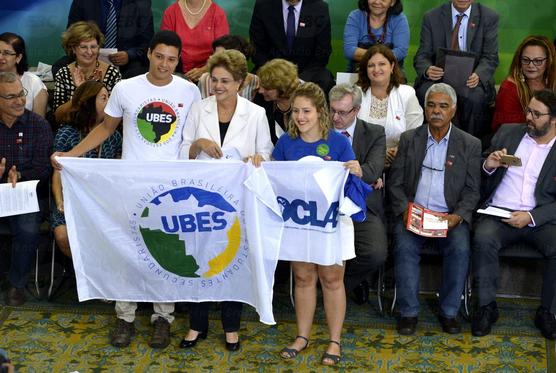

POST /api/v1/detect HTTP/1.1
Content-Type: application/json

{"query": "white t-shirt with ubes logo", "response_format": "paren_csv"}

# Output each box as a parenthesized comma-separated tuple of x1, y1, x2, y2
(105, 74, 201, 161)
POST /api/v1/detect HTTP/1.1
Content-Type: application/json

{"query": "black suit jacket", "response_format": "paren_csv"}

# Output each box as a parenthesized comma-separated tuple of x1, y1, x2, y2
(249, 0, 332, 72)
(389, 124, 482, 225)
(413, 2, 499, 95)
(481, 124, 556, 226)
(352, 118, 386, 218)
(68, 0, 153, 67)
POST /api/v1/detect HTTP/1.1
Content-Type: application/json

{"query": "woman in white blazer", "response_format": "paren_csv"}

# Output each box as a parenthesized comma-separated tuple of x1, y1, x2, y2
(356, 44, 423, 168)
(179, 50, 272, 351)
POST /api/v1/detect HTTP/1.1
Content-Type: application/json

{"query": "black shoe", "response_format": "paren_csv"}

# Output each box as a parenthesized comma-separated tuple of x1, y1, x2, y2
(534, 307, 556, 340)
(397, 316, 418, 335)
(225, 333, 240, 351)
(179, 330, 208, 348)
(439, 315, 461, 334)
(352, 281, 369, 305)
(471, 301, 499, 337)
(110, 319, 135, 348)
(5, 287, 26, 306)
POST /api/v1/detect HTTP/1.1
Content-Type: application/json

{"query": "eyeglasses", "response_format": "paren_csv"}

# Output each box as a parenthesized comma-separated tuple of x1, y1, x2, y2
(422, 143, 445, 172)
(330, 107, 356, 118)
(77, 45, 99, 52)
(520, 57, 547, 66)
(525, 107, 550, 119)
(0, 88, 28, 100)
(0, 50, 17, 57)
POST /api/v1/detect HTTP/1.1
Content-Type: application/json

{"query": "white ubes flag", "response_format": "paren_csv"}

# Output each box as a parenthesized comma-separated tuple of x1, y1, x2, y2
(58, 157, 276, 324)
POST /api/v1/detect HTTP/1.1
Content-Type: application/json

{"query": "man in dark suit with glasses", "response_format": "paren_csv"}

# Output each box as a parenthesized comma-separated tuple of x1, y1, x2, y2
(388, 82, 481, 335)
(472, 89, 556, 340)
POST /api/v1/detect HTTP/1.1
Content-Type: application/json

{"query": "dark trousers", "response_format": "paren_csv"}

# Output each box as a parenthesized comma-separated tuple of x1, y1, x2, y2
(344, 213, 388, 291)
(189, 301, 243, 333)
(472, 216, 556, 313)
(1, 211, 42, 288)
(393, 220, 470, 317)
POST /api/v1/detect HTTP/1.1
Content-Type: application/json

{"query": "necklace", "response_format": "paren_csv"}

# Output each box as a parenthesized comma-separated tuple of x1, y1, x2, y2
(275, 102, 291, 115)
(74, 60, 101, 81)
(182, 0, 207, 15)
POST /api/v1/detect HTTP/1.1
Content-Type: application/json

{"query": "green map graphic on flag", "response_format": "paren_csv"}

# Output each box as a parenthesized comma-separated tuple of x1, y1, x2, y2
(138, 187, 241, 278)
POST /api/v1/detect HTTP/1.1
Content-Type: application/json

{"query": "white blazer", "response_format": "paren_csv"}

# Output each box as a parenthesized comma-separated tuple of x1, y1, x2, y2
(180, 95, 273, 160)
(358, 84, 424, 148)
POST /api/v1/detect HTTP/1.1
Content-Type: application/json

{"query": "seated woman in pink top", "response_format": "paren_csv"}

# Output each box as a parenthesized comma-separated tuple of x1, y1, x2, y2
(161, 0, 229, 83)
(492, 35, 556, 132)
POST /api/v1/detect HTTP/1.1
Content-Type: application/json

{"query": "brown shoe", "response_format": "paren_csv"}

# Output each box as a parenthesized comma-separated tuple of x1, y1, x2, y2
(110, 318, 135, 348)
(5, 287, 26, 306)
(149, 317, 171, 349)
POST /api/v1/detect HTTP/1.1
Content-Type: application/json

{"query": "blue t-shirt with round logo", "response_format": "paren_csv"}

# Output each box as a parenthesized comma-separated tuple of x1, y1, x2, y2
(272, 130, 355, 161)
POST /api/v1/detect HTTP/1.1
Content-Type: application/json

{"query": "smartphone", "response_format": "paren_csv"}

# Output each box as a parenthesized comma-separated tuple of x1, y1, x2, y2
(499, 154, 522, 167)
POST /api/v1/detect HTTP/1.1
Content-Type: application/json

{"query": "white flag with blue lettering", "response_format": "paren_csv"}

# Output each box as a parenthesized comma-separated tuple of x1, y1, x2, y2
(244, 161, 355, 266)
(59, 158, 277, 325)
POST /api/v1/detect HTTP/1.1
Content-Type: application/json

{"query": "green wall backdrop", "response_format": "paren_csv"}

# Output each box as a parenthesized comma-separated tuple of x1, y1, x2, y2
(1, 0, 555, 83)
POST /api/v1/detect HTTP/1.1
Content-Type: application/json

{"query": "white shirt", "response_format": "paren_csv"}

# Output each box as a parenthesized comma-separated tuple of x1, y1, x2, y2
(334, 119, 356, 146)
(105, 74, 201, 161)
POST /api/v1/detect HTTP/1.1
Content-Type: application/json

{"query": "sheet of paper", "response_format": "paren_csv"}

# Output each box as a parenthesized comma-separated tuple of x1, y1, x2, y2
(477, 206, 512, 219)
(99, 48, 118, 65)
(336, 72, 358, 85)
(422, 211, 449, 230)
(0, 180, 40, 217)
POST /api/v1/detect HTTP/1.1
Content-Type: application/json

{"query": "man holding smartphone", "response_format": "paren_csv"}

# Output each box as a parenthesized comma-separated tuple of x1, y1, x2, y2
(472, 89, 556, 340)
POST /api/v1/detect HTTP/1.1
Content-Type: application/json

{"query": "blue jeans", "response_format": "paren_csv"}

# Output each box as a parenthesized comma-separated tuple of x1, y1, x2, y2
(393, 219, 470, 318)
(2, 211, 42, 288)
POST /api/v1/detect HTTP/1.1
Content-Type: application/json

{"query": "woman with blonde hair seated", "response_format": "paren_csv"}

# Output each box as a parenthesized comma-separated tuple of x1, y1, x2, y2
(272, 82, 363, 366)
(254, 58, 301, 144)
(53, 21, 121, 112)
(492, 35, 556, 132)
(179, 49, 272, 351)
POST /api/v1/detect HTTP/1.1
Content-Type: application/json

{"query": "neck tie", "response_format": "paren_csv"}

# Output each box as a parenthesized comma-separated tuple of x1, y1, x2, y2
(104, 0, 118, 48)
(450, 13, 464, 51)
(286, 5, 296, 51)
(341, 131, 350, 139)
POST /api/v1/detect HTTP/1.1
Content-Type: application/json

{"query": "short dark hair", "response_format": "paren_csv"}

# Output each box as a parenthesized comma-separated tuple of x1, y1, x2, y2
(532, 89, 556, 117)
(0, 32, 28, 75)
(212, 35, 255, 61)
(358, 0, 403, 16)
(149, 30, 182, 55)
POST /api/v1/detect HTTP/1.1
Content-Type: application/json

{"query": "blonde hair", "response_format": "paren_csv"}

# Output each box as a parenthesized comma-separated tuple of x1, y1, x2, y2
(257, 59, 300, 99)
(207, 49, 248, 89)
(287, 82, 331, 140)
(62, 21, 105, 57)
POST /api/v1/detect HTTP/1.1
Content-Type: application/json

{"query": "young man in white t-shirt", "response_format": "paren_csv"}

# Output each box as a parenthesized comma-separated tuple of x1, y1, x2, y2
(51, 30, 201, 349)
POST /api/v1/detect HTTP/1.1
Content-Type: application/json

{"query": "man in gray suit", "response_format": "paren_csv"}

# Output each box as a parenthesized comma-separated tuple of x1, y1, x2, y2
(472, 90, 556, 340)
(389, 83, 481, 335)
(413, 0, 499, 139)
(329, 83, 387, 304)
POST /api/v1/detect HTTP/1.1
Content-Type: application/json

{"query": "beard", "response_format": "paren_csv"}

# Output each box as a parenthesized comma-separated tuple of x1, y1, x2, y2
(527, 119, 551, 138)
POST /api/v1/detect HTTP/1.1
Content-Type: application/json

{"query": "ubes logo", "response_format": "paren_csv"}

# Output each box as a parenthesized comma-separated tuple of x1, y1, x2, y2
(135, 186, 243, 279)
(136, 101, 178, 144)
(277, 196, 339, 228)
